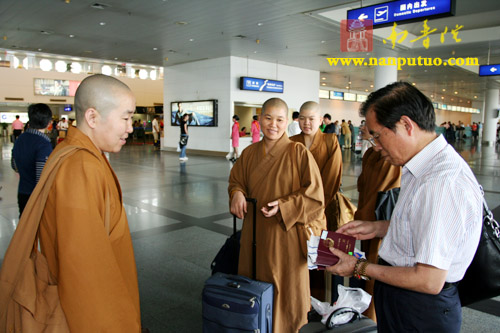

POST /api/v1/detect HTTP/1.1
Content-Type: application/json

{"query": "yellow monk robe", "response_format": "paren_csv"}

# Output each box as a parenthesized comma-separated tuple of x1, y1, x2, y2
(229, 134, 326, 332)
(354, 147, 401, 321)
(39, 127, 141, 332)
(290, 131, 342, 230)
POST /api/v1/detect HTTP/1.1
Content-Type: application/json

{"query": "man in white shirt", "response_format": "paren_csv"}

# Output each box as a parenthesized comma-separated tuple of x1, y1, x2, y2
(152, 115, 160, 150)
(287, 111, 301, 136)
(327, 82, 482, 332)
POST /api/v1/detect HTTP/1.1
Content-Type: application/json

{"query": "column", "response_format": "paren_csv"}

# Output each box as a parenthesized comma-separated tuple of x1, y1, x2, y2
(374, 48, 398, 90)
(482, 88, 499, 146)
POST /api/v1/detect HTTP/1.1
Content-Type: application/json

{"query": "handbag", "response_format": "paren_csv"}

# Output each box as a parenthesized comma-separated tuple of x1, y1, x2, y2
(328, 192, 357, 231)
(458, 199, 500, 306)
(374, 188, 400, 221)
(179, 135, 188, 147)
(0, 146, 111, 332)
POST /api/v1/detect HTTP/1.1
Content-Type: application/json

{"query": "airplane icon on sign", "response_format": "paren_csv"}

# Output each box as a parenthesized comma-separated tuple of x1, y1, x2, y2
(376, 9, 388, 16)
(374, 6, 389, 23)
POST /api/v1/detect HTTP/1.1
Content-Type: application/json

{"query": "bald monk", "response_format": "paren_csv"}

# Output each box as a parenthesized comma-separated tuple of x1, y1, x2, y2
(229, 98, 326, 332)
(290, 102, 343, 301)
(355, 134, 401, 321)
(39, 75, 141, 331)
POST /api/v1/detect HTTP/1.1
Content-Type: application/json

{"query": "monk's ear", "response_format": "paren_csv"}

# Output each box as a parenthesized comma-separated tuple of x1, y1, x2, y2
(84, 108, 99, 129)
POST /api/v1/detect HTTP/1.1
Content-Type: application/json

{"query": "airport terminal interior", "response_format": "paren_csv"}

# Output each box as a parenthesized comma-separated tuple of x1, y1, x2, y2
(1, 138, 500, 332)
(1, 0, 500, 332)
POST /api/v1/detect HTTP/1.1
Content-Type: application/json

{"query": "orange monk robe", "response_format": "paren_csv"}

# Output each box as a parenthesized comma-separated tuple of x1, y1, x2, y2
(354, 147, 401, 321)
(39, 127, 141, 332)
(290, 131, 342, 230)
(228, 134, 326, 332)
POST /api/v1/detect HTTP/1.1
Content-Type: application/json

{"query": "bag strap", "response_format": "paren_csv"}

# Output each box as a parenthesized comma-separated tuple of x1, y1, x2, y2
(0, 145, 112, 315)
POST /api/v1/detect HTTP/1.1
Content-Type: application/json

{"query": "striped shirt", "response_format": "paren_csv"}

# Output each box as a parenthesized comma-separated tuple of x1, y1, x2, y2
(12, 128, 52, 195)
(378, 135, 482, 282)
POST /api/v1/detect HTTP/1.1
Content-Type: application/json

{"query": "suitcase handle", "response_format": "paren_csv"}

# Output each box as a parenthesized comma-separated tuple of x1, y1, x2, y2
(226, 275, 254, 288)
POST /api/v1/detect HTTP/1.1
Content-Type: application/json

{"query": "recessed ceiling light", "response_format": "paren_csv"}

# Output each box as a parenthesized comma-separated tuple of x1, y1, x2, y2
(321, 83, 326, 86)
(474, 96, 477, 98)
(365, 89, 368, 92)
(441, 96, 444, 99)
(175, 21, 188, 25)
(412, 82, 416, 86)
(257, 23, 263, 26)
(370, 84, 373, 88)
(99, 22, 106, 26)
(69, 34, 75, 38)
(442, 88, 446, 92)
(348, 81, 351, 84)
(451, 98, 454, 101)
(189, 38, 194, 42)
(153, 47, 158, 50)
(345, 86, 349, 89)
(38, 48, 43, 51)
(254, 51, 258, 53)
(114, 57, 118, 60)
(431, 95, 434, 98)
(454, 91, 458, 94)
(321, 77, 326, 80)
(321, 40, 326, 44)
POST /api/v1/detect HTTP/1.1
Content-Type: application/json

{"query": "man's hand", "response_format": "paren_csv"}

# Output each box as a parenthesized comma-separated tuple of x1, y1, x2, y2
(336, 220, 389, 240)
(325, 247, 358, 277)
(230, 191, 247, 219)
(261, 200, 279, 218)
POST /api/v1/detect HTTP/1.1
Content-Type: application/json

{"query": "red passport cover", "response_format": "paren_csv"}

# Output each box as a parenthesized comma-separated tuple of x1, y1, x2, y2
(315, 230, 356, 267)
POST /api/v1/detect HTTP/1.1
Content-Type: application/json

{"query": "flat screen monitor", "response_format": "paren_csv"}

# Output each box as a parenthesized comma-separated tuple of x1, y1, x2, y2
(319, 90, 330, 99)
(344, 92, 357, 101)
(34, 78, 80, 97)
(171, 100, 218, 127)
(330, 91, 344, 100)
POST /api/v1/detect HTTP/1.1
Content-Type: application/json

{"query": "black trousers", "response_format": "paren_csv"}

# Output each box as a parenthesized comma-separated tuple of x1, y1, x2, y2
(374, 280, 461, 333)
(18, 192, 31, 217)
(13, 129, 22, 141)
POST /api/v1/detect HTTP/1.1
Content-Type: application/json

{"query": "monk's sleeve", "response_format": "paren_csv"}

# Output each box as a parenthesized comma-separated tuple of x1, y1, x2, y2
(278, 147, 325, 231)
(54, 157, 140, 333)
(322, 134, 342, 205)
(376, 159, 402, 192)
(228, 151, 249, 201)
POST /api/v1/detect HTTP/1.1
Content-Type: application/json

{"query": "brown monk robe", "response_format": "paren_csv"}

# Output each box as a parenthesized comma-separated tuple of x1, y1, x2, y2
(40, 75, 141, 332)
(355, 146, 401, 321)
(290, 101, 342, 301)
(229, 98, 326, 332)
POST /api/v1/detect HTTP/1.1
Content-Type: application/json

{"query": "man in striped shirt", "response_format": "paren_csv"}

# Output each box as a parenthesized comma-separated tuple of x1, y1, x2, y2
(12, 103, 53, 216)
(327, 82, 482, 332)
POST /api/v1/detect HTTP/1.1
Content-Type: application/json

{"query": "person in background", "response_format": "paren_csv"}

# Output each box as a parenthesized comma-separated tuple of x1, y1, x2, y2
(323, 114, 335, 133)
(229, 98, 325, 332)
(230, 115, 240, 162)
(334, 120, 340, 138)
(11, 104, 53, 216)
(251, 115, 260, 143)
(152, 115, 160, 150)
(327, 82, 482, 332)
(290, 101, 343, 301)
(12, 115, 24, 141)
(179, 113, 189, 161)
(288, 111, 301, 136)
(341, 119, 351, 149)
(348, 120, 355, 151)
(239, 126, 247, 137)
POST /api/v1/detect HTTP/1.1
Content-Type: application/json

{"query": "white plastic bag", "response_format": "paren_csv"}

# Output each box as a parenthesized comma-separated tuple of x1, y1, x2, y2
(311, 285, 371, 325)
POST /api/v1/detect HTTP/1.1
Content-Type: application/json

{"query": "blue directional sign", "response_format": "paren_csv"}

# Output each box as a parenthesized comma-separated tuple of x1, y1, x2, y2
(240, 77, 284, 93)
(347, 0, 455, 27)
(479, 64, 500, 77)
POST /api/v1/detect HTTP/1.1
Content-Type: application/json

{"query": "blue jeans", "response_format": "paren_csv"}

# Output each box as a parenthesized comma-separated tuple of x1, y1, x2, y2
(179, 135, 188, 158)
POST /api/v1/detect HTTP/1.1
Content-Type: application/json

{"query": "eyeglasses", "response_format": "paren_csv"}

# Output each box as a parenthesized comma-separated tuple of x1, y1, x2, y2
(367, 128, 384, 147)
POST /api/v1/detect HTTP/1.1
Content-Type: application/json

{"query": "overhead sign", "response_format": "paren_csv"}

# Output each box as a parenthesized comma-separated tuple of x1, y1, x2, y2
(479, 64, 500, 77)
(330, 91, 344, 100)
(347, 0, 455, 28)
(240, 77, 284, 93)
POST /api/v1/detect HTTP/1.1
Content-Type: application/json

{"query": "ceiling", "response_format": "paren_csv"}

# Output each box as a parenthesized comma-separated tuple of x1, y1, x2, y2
(1, 0, 500, 104)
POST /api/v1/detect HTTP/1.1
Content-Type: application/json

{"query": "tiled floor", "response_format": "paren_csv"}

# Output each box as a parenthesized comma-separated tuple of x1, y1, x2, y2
(1, 136, 499, 332)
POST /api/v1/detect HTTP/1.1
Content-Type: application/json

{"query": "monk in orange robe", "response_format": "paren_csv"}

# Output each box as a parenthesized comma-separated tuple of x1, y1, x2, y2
(229, 98, 326, 332)
(290, 101, 343, 301)
(39, 75, 141, 332)
(355, 139, 401, 321)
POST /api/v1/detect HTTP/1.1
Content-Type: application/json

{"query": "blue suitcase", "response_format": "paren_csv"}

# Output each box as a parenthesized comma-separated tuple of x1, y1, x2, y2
(202, 198, 274, 332)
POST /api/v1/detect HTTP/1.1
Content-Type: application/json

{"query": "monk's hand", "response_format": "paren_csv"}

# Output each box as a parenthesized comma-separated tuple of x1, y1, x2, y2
(230, 191, 247, 219)
(336, 220, 385, 240)
(325, 247, 357, 277)
(261, 200, 279, 218)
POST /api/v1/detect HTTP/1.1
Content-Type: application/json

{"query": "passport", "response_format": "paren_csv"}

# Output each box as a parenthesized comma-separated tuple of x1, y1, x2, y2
(315, 230, 356, 268)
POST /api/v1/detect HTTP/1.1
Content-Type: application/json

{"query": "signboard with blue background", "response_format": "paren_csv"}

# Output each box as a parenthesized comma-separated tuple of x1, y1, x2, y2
(347, 0, 454, 27)
(240, 77, 284, 93)
(479, 64, 500, 77)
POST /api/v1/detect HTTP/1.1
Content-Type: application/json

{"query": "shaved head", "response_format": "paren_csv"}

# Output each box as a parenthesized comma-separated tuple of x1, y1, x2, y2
(262, 98, 288, 117)
(299, 101, 320, 115)
(75, 74, 133, 124)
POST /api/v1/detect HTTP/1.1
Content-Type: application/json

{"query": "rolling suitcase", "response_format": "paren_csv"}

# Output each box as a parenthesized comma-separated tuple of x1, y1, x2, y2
(210, 215, 241, 275)
(202, 198, 274, 332)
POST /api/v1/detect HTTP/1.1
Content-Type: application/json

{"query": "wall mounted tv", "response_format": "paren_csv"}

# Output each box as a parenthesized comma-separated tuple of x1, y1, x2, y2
(34, 78, 81, 97)
(171, 100, 218, 127)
